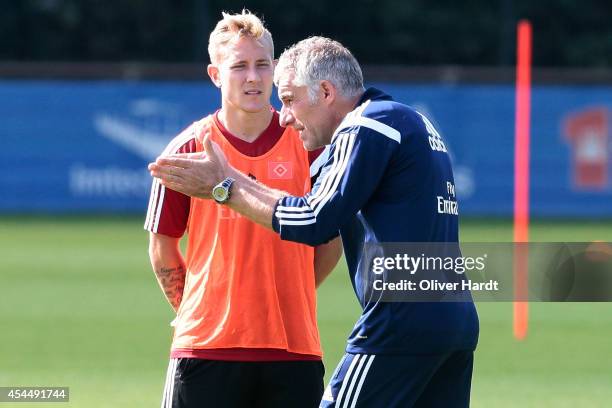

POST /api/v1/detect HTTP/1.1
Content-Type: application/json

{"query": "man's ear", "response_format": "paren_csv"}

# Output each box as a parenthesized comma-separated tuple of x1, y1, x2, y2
(320, 80, 336, 104)
(207, 64, 222, 88)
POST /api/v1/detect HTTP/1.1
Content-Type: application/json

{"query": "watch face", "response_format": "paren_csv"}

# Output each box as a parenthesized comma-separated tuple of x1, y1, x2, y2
(212, 185, 228, 202)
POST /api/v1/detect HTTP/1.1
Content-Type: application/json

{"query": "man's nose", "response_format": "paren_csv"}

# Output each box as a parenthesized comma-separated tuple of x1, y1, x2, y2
(246, 66, 261, 83)
(279, 106, 295, 127)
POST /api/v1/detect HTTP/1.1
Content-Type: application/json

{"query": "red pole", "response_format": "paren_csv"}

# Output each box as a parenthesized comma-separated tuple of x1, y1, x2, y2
(513, 20, 532, 340)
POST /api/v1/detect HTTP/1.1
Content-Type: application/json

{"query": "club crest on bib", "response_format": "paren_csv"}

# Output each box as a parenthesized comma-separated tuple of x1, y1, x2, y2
(268, 161, 293, 179)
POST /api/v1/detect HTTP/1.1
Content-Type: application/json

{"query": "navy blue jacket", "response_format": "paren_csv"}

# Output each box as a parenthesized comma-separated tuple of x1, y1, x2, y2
(273, 88, 479, 354)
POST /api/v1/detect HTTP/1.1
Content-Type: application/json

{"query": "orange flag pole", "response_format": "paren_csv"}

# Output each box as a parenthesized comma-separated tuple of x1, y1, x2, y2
(513, 20, 532, 340)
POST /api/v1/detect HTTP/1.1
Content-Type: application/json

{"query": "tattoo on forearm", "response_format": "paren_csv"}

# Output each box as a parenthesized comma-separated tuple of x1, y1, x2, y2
(156, 266, 186, 310)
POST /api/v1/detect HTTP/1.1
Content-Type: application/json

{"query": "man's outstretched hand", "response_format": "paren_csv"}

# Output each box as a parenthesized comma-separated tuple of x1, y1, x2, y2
(148, 133, 229, 199)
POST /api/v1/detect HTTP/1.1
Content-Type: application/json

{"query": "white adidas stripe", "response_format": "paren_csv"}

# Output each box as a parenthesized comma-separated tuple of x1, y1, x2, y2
(279, 218, 316, 226)
(144, 178, 158, 230)
(161, 359, 178, 408)
(417, 111, 441, 138)
(275, 205, 315, 222)
(145, 179, 161, 231)
(352, 100, 371, 119)
(160, 360, 169, 408)
(276, 136, 351, 223)
(152, 185, 166, 232)
(349, 355, 375, 408)
(163, 359, 172, 408)
(333, 99, 399, 145)
(167, 359, 178, 408)
(308, 132, 353, 211)
(276, 205, 314, 212)
(274, 211, 316, 219)
(310, 145, 331, 177)
(306, 132, 349, 209)
(277, 131, 356, 225)
(341, 355, 368, 408)
(349, 116, 401, 144)
(275, 99, 401, 229)
(145, 124, 197, 233)
(312, 134, 356, 216)
(336, 354, 362, 406)
(310, 133, 355, 213)
(333, 100, 370, 140)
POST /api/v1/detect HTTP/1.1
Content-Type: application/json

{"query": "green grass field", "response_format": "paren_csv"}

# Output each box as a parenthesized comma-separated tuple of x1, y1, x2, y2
(1, 216, 611, 407)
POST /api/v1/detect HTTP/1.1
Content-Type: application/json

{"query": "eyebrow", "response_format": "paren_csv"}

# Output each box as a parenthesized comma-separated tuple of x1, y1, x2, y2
(229, 58, 271, 64)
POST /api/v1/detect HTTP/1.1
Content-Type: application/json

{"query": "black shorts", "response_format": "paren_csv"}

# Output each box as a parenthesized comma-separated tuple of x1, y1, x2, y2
(161, 358, 325, 408)
(321, 351, 474, 408)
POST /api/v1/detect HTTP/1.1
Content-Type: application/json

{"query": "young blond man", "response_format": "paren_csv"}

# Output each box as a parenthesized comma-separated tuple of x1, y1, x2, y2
(145, 12, 341, 408)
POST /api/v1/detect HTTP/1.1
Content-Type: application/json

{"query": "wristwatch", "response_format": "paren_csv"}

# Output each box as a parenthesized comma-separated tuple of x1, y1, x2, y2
(212, 177, 235, 204)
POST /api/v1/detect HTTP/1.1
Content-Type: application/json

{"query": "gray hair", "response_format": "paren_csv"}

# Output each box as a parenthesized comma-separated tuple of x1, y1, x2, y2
(274, 36, 364, 101)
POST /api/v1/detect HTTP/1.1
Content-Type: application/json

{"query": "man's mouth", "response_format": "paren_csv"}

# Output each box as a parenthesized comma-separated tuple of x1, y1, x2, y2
(244, 90, 262, 95)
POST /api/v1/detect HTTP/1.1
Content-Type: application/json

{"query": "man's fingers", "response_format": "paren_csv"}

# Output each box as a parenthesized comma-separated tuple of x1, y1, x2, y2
(150, 169, 192, 194)
(150, 152, 206, 171)
(158, 179, 189, 195)
(166, 152, 206, 160)
(148, 162, 189, 182)
(156, 173, 206, 198)
(154, 157, 196, 168)
(149, 162, 178, 175)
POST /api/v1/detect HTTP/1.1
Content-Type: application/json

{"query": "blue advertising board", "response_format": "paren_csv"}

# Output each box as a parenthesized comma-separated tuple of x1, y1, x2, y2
(0, 80, 610, 216)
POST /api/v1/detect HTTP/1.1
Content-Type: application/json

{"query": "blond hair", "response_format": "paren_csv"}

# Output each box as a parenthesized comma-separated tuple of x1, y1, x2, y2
(208, 10, 274, 64)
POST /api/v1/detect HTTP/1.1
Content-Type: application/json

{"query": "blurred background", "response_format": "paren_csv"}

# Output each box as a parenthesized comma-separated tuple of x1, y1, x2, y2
(1, 1, 611, 407)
